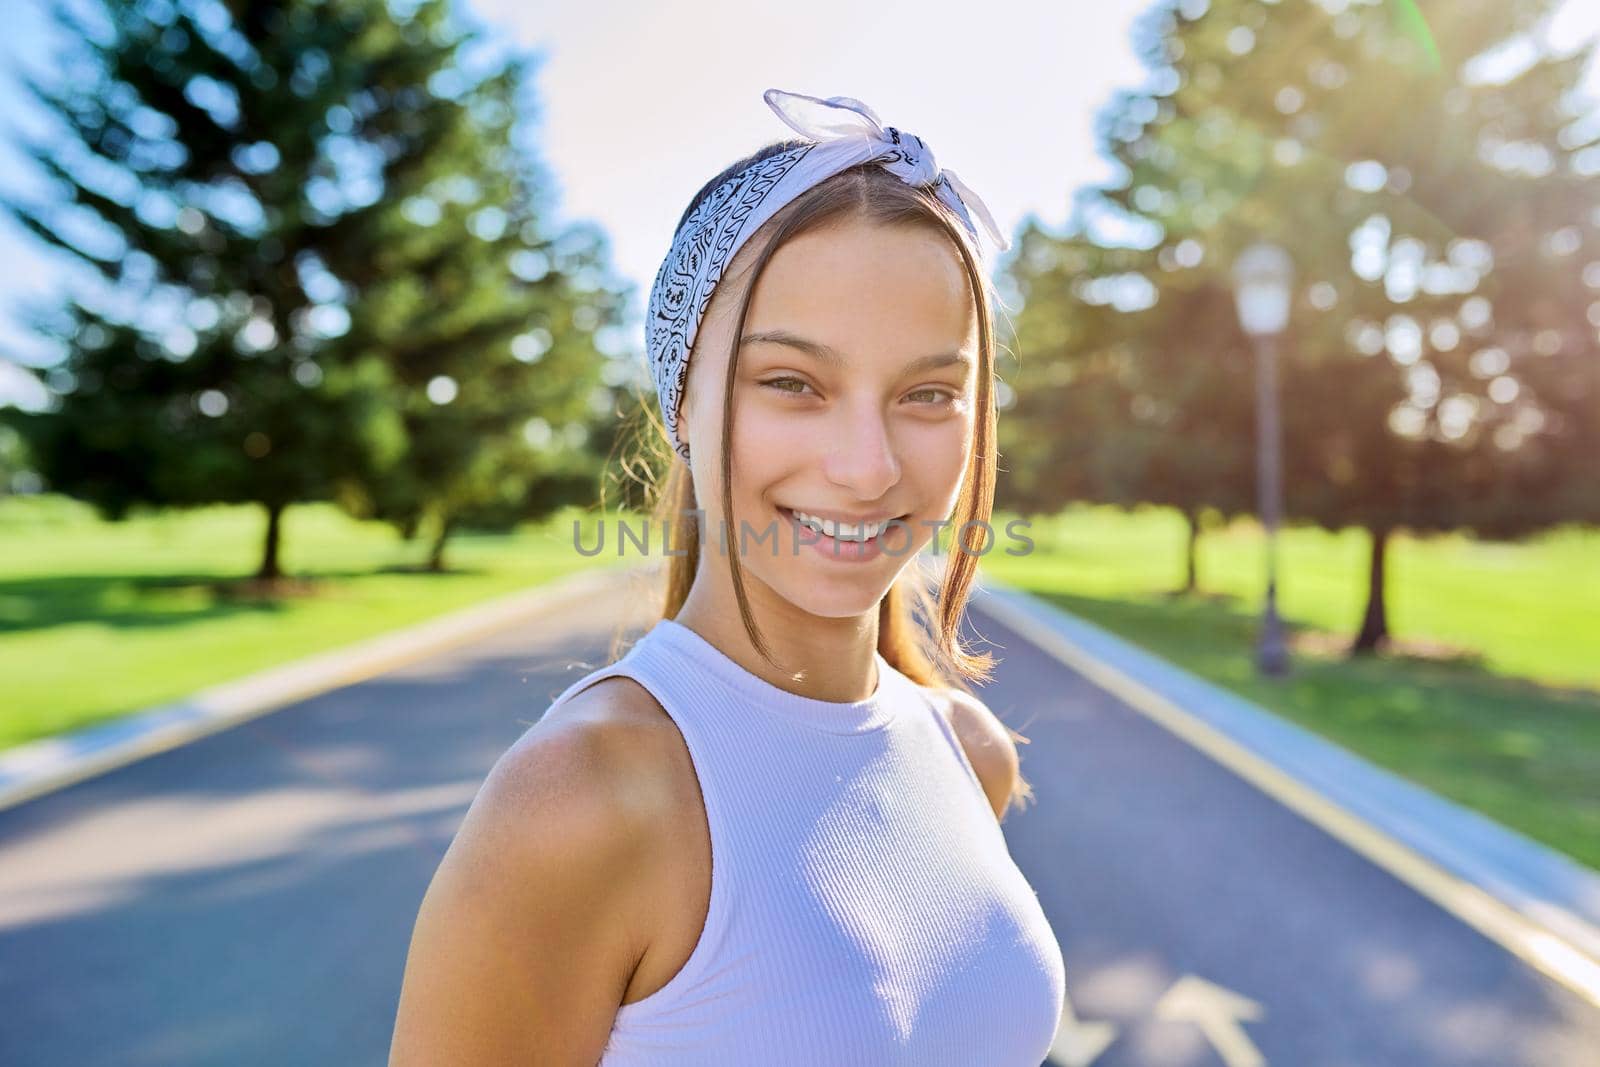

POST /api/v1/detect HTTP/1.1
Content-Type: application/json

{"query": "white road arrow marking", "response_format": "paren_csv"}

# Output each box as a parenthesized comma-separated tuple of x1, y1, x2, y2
(1046, 988, 1118, 1067)
(1154, 975, 1267, 1067)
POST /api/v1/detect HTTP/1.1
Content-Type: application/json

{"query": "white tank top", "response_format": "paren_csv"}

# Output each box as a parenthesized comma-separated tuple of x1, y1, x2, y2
(544, 616, 1066, 1065)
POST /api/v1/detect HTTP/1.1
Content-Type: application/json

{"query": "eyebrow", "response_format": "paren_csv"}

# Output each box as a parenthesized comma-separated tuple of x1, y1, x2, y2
(740, 329, 973, 375)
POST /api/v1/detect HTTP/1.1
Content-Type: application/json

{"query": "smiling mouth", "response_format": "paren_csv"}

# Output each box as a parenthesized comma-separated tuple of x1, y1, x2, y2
(776, 506, 913, 538)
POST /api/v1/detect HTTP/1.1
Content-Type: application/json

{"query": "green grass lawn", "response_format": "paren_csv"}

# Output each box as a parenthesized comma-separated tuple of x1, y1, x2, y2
(0, 494, 631, 749)
(980, 504, 1600, 871)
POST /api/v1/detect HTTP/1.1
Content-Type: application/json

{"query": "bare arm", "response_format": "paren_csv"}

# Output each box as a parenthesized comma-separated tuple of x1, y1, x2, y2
(388, 718, 652, 1065)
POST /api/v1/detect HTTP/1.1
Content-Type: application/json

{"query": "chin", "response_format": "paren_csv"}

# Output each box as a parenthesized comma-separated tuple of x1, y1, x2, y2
(765, 564, 903, 619)
(782, 592, 887, 621)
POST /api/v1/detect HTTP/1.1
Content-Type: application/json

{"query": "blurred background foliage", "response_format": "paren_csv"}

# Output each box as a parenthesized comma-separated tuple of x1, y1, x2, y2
(0, 0, 651, 578)
(996, 0, 1599, 655)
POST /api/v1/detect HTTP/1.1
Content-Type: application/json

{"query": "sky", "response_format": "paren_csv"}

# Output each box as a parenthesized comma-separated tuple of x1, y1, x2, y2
(1, 0, 1598, 411)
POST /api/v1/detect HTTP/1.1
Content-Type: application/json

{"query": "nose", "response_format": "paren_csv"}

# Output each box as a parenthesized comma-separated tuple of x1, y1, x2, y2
(820, 400, 901, 502)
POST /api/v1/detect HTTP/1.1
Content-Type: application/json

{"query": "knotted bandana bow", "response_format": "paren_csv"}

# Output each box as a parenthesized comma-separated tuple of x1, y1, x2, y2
(646, 88, 1009, 463)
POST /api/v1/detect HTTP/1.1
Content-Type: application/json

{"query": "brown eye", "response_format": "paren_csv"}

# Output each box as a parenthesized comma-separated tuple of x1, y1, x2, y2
(761, 377, 814, 396)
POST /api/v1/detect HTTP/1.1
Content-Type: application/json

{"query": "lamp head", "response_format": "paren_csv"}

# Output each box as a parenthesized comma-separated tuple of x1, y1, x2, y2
(1231, 242, 1294, 337)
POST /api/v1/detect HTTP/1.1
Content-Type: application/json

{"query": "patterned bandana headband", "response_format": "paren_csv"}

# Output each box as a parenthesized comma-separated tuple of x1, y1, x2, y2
(645, 88, 1011, 463)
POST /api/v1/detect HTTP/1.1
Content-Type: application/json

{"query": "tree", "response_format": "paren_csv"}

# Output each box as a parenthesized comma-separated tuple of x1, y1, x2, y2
(1007, 0, 1600, 653)
(0, 0, 627, 581)
(309, 11, 629, 572)
(0, 417, 35, 496)
(998, 198, 1258, 595)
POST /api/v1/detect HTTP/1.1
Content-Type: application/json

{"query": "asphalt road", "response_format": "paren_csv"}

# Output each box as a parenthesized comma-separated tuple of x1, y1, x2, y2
(1, 575, 1596, 1066)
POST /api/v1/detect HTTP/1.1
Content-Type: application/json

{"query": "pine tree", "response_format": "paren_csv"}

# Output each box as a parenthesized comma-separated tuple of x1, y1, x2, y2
(302, 9, 626, 571)
(0, 0, 624, 582)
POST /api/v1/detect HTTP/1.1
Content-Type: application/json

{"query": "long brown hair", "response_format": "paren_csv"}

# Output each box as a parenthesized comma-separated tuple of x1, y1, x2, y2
(605, 138, 1035, 813)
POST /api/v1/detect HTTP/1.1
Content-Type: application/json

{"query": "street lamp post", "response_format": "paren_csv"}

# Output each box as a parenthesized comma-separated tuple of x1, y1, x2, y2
(1231, 242, 1293, 678)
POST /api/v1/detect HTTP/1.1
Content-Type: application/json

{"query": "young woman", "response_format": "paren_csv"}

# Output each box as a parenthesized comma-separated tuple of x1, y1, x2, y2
(389, 89, 1066, 1065)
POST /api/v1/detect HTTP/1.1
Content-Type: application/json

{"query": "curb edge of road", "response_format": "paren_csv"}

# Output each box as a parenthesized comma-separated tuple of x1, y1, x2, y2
(0, 561, 659, 816)
(972, 573, 1600, 1011)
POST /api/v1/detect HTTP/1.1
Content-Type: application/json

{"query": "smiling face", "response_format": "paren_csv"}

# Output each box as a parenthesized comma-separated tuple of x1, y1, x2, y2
(678, 216, 980, 623)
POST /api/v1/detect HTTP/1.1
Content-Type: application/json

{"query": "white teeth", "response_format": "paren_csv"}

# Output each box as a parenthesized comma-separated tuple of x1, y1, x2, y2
(790, 509, 890, 542)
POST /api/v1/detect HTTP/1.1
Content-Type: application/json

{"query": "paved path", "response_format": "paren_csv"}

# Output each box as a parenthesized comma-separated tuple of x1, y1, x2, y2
(1, 571, 1596, 1065)
(974, 602, 1600, 1066)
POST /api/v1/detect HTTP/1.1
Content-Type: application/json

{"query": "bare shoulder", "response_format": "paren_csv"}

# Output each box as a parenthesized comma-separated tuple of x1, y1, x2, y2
(388, 675, 685, 1064)
(927, 686, 1021, 823)
(490, 677, 681, 852)
(533, 674, 705, 838)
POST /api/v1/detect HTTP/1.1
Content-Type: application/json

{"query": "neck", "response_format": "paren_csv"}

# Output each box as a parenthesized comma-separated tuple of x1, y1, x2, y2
(673, 582, 881, 704)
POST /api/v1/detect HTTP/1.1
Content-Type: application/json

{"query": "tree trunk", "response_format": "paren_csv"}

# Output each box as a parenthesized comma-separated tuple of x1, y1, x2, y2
(428, 513, 454, 573)
(1350, 525, 1391, 656)
(257, 501, 284, 582)
(1179, 508, 1200, 594)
